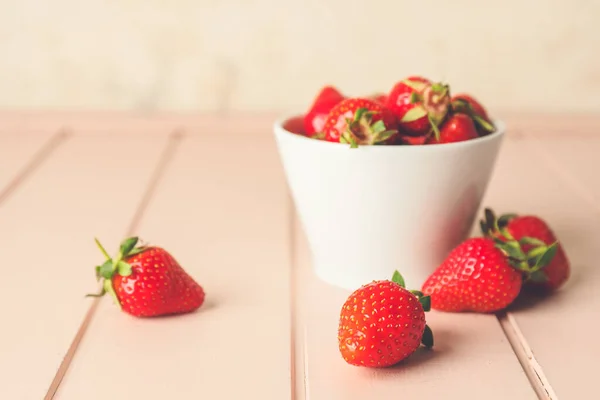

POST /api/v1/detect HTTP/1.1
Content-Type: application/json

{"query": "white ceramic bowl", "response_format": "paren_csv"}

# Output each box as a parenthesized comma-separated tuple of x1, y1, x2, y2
(274, 115, 505, 291)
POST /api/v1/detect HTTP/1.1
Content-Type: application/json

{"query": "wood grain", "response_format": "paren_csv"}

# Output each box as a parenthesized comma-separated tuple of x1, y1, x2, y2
(293, 198, 537, 399)
(0, 133, 170, 400)
(481, 135, 600, 399)
(54, 127, 293, 399)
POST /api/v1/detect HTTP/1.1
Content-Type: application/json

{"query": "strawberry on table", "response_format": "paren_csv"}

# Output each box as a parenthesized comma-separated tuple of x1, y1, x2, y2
(385, 76, 451, 138)
(421, 237, 524, 313)
(303, 86, 346, 137)
(338, 271, 433, 368)
(480, 208, 570, 292)
(450, 93, 495, 136)
(88, 236, 205, 317)
(323, 97, 399, 147)
(425, 113, 478, 144)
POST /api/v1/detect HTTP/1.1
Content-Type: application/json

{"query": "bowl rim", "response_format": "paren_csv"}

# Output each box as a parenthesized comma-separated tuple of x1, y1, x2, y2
(273, 114, 505, 152)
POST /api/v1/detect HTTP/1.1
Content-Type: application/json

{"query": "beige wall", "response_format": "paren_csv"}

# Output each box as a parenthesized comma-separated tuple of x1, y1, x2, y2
(2, 0, 599, 114)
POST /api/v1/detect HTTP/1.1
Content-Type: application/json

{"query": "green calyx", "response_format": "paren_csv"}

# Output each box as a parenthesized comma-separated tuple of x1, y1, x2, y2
(86, 236, 148, 308)
(451, 98, 495, 134)
(400, 81, 451, 141)
(390, 270, 434, 349)
(340, 107, 398, 148)
(480, 208, 558, 283)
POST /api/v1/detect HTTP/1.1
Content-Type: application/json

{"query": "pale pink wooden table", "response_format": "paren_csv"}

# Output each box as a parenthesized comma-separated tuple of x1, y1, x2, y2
(0, 111, 598, 400)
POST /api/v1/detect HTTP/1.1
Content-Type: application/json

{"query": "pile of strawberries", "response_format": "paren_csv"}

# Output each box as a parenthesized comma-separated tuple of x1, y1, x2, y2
(302, 76, 496, 147)
(338, 208, 570, 368)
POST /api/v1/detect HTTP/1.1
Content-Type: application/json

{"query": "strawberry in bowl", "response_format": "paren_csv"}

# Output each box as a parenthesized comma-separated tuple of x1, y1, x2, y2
(274, 78, 504, 290)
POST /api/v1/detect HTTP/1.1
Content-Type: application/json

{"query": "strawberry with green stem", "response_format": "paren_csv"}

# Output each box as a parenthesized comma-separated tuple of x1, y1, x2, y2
(425, 113, 478, 144)
(323, 98, 398, 148)
(480, 208, 570, 291)
(385, 76, 451, 140)
(338, 270, 433, 368)
(450, 94, 495, 136)
(87, 236, 205, 317)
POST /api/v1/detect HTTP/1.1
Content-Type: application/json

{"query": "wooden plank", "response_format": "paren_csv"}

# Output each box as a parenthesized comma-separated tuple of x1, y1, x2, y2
(54, 126, 293, 399)
(0, 133, 171, 400)
(481, 135, 600, 399)
(293, 191, 537, 398)
(0, 132, 62, 197)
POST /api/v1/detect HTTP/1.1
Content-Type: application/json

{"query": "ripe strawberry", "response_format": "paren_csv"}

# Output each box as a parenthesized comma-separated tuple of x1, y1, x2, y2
(421, 237, 523, 313)
(338, 271, 433, 368)
(452, 93, 489, 120)
(385, 76, 450, 138)
(369, 92, 388, 104)
(87, 237, 205, 317)
(480, 208, 570, 291)
(450, 93, 495, 136)
(303, 86, 346, 136)
(323, 97, 398, 147)
(425, 113, 478, 144)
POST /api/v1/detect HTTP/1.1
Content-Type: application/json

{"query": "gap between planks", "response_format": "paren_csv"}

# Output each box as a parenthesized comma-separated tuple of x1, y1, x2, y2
(492, 133, 569, 400)
(496, 130, 600, 400)
(43, 130, 184, 400)
(290, 210, 310, 400)
(0, 130, 70, 205)
(497, 312, 557, 400)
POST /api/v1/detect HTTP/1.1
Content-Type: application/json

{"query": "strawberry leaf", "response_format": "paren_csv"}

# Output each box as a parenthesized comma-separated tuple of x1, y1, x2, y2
(375, 130, 398, 143)
(484, 208, 496, 233)
(127, 247, 147, 257)
(400, 106, 427, 123)
(409, 92, 420, 104)
(103, 279, 122, 309)
(421, 324, 434, 348)
(419, 295, 431, 312)
(497, 213, 517, 228)
(479, 220, 489, 236)
(499, 227, 515, 241)
(94, 237, 111, 260)
(371, 120, 386, 134)
(353, 107, 368, 123)
(85, 286, 106, 298)
(534, 242, 558, 270)
(99, 260, 114, 279)
(401, 79, 427, 92)
(527, 245, 548, 259)
(520, 236, 546, 247)
(529, 270, 548, 283)
(117, 261, 133, 276)
(391, 270, 405, 288)
(473, 115, 495, 133)
(496, 240, 526, 260)
(427, 114, 440, 141)
(120, 237, 139, 257)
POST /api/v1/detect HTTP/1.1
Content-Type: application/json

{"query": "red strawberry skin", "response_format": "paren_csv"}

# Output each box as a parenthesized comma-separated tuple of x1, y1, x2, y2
(303, 86, 345, 136)
(421, 238, 523, 313)
(323, 97, 398, 145)
(503, 216, 570, 291)
(385, 76, 432, 136)
(425, 113, 478, 144)
(113, 247, 205, 317)
(369, 93, 388, 104)
(452, 93, 489, 121)
(398, 134, 427, 145)
(338, 280, 427, 367)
